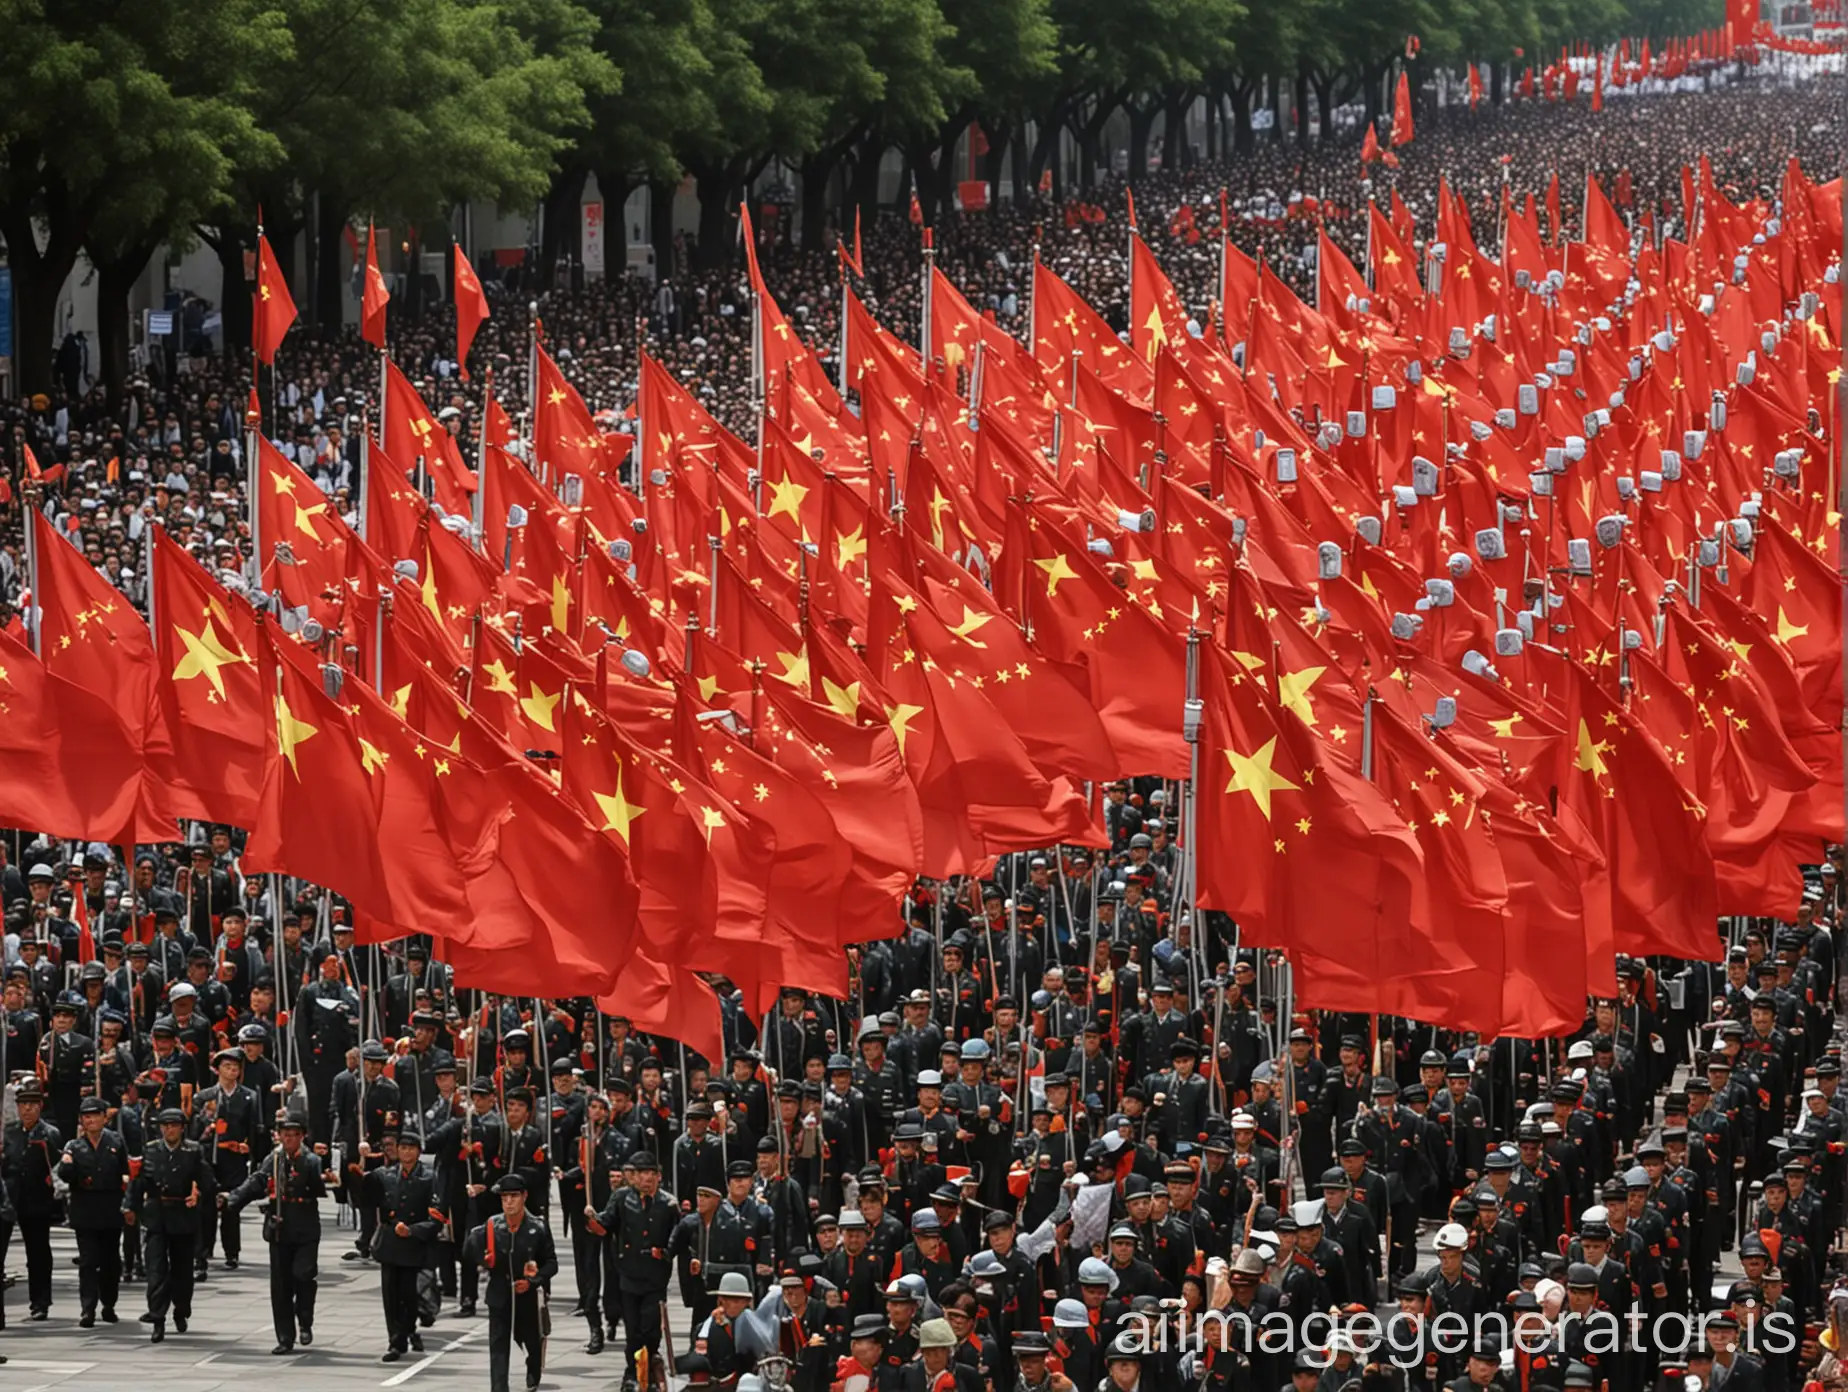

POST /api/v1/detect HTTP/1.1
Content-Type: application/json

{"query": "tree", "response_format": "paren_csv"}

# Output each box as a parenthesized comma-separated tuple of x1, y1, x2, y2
(197, 0, 615, 332)
(0, 0, 291, 396)
(541, 0, 726, 280)
(920, 0, 1058, 214)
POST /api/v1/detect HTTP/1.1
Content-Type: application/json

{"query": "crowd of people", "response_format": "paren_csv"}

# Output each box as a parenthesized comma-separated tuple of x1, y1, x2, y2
(1, 55, 1845, 1392)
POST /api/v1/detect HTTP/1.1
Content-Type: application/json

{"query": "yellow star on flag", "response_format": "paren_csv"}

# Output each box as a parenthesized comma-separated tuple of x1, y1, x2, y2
(772, 646, 810, 689)
(1775, 606, 1809, 646)
(1222, 737, 1300, 821)
(550, 572, 574, 635)
(275, 694, 318, 779)
(885, 701, 924, 755)
(1276, 666, 1326, 727)
(1574, 718, 1613, 779)
(482, 659, 517, 695)
(521, 683, 562, 732)
(171, 616, 250, 699)
(946, 606, 993, 646)
(835, 524, 867, 571)
(821, 676, 861, 720)
(698, 805, 726, 843)
(358, 738, 389, 777)
(1033, 553, 1078, 597)
(594, 767, 645, 844)
(765, 474, 809, 523)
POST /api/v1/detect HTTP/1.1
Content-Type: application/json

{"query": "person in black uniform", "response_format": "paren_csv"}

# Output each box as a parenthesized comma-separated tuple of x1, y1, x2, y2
(464, 1174, 559, 1392)
(334, 1039, 403, 1262)
(366, 1130, 443, 1362)
(3, 1077, 63, 1321)
(39, 995, 95, 1143)
(192, 1047, 265, 1274)
(58, 1095, 131, 1325)
(596, 1149, 678, 1391)
(125, 1105, 216, 1342)
(292, 953, 361, 1146)
(226, 1112, 326, 1353)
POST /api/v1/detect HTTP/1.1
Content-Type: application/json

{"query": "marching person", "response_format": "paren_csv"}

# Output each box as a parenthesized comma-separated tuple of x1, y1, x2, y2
(366, 1128, 443, 1362)
(57, 1095, 131, 1326)
(596, 1148, 678, 1391)
(1, 1077, 61, 1323)
(192, 1045, 265, 1274)
(463, 1173, 559, 1392)
(225, 1111, 327, 1354)
(125, 1105, 216, 1342)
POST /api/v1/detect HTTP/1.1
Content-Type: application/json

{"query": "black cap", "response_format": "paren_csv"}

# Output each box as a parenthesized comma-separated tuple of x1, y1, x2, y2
(494, 1175, 526, 1195)
(726, 1160, 754, 1179)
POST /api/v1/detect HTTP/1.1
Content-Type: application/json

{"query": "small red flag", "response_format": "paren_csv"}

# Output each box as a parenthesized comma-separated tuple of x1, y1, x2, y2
(1390, 71, 1415, 146)
(1591, 55, 1604, 112)
(453, 246, 489, 378)
(1360, 124, 1381, 165)
(361, 223, 390, 349)
(1468, 63, 1483, 110)
(252, 233, 296, 365)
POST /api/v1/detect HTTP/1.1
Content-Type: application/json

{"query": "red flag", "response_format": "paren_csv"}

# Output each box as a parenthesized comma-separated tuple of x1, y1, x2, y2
(1194, 644, 1426, 1013)
(1359, 124, 1382, 166)
(1591, 54, 1604, 112)
(361, 224, 390, 349)
(383, 360, 476, 513)
(1390, 71, 1415, 146)
(1468, 64, 1483, 110)
(453, 246, 489, 378)
(0, 629, 144, 841)
(151, 528, 266, 830)
(252, 233, 296, 365)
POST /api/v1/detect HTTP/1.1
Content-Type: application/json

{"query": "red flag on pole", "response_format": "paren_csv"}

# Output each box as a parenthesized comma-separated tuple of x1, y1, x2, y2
(1391, 71, 1415, 145)
(361, 223, 390, 348)
(453, 246, 489, 378)
(252, 233, 296, 365)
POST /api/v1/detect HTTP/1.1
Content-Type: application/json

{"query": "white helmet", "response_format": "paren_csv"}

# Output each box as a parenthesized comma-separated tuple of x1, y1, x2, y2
(1435, 1223, 1470, 1250)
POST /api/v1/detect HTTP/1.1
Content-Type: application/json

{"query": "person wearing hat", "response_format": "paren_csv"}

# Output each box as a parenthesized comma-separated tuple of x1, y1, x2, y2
(674, 1102, 726, 1211)
(2, 1075, 62, 1324)
(223, 1110, 327, 1353)
(840, 1313, 891, 1390)
(58, 1094, 132, 1325)
(668, 1174, 752, 1331)
(914, 1316, 979, 1392)
(594, 1148, 678, 1387)
(333, 1038, 404, 1264)
(125, 1101, 217, 1342)
(1353, 1073, 1435, 1281)
(290, 949, 362, 1147)
(462, 1173, 558, 1392)
(688, 1270, 757, 1387)
(1103, 1330, 1146, 1391)
(189, 1045, 264, 1276)
(1427, 1222, 1486, 1384)
(39, 992, 96, 1143)
(944, 1037, 1013, 1212)
(358, 1128, 438, 1359)
(236, 1017, 285, 1113)
(824, 1209, 886, 1324)
(1142, 1035, 1211, 1158)
(932, 934, 983, 1046)
(1283, 1028, 1333, 1181)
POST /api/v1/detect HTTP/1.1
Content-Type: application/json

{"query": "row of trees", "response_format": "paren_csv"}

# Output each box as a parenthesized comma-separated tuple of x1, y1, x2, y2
(0, 0, 1721, 396)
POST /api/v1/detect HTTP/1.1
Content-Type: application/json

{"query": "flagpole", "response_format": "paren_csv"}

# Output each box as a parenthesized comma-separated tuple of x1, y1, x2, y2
(358, 428, 372, 547)
(1182, 627, 1214, 1112)
(919, 229, 935, 374)
(472, 365, 491, 551)
(22, 471, 39, 657)
(836, 242, 851, 404)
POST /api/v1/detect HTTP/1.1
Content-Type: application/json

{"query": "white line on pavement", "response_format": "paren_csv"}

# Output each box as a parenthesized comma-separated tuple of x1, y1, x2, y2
(380, 1326, 488, 1386)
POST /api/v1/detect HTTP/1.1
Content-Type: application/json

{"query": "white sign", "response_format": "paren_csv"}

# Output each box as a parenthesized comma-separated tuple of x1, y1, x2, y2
(582, 200, 605, 277)
(146, 310, 174, 337)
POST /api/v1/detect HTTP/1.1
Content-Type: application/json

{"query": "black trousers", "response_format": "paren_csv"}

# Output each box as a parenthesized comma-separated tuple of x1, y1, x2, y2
(489, 1297, 547, 1392)
(270, 1239, 318, 1343)
(565, 1205, 602, 1324)
(618, 1287, 664, 1377)
(381, 1262, 422, 1349)
(201, 1161, 248, 1262)
(75, 1226, 123, 1316)
(145, 1229, 198, 1321)
(4, 1215, 56, 1312)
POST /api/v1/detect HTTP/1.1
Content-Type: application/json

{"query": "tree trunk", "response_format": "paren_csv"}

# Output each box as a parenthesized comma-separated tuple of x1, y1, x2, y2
(1162, 90, 1191, 171)
(1269, 72, 1286, 144)
(212, 224, 254, 354)
(691, 164, 738, 271)
(1491, 60, 1506, 106)
(1076, 118, 1098, 190)
(312, 194, 351, 332)
(540, 168, 588, 286)
(1363, 62, 1387, 132)
(850, 137, 883, 231)
(1126, 103, 1155, 182)
(1028, 113, 1061, 202)
(648, 179, 677, 276)
(1233, 81, 1255, 154)
(1294, 68, 1311, 148)
(800, 159, 832, 253)
(601, 176, 634, 273)
(91, 240, 161, 407)
(0, 204, 83, 399)
(1314, 76, 1334, 144)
